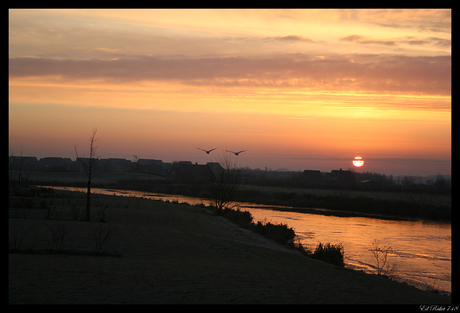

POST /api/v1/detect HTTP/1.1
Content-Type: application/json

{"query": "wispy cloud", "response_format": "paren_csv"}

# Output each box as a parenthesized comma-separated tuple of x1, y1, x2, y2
(402, 36, 451, 47)
(344, 9, 451, 33)
(340, 34, 451, 49)
(340, 35, 396, 46)
(263, 35, 313, 42)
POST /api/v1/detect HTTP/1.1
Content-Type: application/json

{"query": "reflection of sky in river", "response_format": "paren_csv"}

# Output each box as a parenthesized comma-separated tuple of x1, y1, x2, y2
(243, 206, 451, 294)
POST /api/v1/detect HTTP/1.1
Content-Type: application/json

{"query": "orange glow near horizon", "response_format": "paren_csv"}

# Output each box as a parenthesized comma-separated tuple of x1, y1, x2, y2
(9, 9, 451, 176)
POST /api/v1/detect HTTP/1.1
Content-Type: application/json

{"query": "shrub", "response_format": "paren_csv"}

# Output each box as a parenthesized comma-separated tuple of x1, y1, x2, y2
(45, 222, 73, 252)
(9, 225, 35, 251)
(215, 207, 253, 228)
(214, 206, 345, 267)
(217, 207, 295, 245)
(250, 220, 296, 245)
(287, 238, 313, 256)
(311, 242, 345, 267)
(368, 239, 397, 276)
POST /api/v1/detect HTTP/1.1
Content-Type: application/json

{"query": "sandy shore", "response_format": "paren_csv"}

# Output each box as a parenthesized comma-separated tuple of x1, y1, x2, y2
(9, 192, 452, 304)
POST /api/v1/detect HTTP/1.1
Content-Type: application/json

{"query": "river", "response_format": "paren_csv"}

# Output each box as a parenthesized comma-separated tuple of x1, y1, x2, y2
(44, 186, 452, 295)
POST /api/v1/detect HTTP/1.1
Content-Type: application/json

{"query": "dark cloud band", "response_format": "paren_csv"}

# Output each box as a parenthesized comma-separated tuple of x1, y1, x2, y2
(9, 54, 451, 95)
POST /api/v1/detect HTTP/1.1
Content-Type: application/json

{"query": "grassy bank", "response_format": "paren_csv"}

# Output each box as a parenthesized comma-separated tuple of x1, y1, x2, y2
(9, 186, 451, 304)
(9, 186, 344, 267)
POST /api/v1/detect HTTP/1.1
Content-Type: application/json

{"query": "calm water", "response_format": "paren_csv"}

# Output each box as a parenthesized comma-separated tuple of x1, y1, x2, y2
(45, 186, 451, 294)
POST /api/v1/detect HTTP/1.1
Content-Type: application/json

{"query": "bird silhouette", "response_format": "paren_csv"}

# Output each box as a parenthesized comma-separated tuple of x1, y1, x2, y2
(226, 149, 247, 156)
(197, 147, 218, 154)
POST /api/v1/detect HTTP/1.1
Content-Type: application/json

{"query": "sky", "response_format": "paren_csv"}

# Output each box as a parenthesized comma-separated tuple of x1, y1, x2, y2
(9, 9, 451, 177)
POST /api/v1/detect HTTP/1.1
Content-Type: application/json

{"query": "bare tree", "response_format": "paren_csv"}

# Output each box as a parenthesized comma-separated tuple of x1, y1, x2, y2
(206, 152, 242, 211)
(368, 239, 397, 277)
(75, 128, 99, 222)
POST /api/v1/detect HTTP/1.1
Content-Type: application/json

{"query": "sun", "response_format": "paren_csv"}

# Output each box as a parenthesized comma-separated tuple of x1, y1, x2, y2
(352, 156, 364, 167)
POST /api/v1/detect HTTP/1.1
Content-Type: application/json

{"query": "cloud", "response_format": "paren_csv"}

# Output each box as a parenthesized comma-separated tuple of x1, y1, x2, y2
(340, 34, 451, 50)
(340, 35, 396, 46)
(264, 35, 313, 42)
(394, 36, 451, 48)
(230, 35, 314, 47)
(346, 9, 451, 33)
(9, 53, 451, 95)
(339, 35, 363, 42)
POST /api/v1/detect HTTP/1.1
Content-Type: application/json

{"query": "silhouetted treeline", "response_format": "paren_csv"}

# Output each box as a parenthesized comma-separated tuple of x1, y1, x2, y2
(353, 171, 451, 195)
(9, 155, 450, 195)
(239, 167, 451, 195)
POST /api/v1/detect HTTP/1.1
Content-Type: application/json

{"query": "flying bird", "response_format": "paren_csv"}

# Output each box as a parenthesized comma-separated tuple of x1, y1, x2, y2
(197, 147, 218, 154)
(226, 149, 247, 156)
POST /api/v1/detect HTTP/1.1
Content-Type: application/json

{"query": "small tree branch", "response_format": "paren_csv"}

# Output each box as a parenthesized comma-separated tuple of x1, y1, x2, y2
(74, 127, 99, 222)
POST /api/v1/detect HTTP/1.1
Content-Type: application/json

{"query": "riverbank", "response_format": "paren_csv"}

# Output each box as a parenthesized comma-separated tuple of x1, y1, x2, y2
(17, 172, 451, 222)
(103, 181, 452, 222)
(9, 188, 451, 304)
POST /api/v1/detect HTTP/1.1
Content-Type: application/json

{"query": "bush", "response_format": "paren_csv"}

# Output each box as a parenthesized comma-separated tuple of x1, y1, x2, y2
(250, 220, 296, 245)
(216, 206, 344, 267)
(216, 207, 295, 245)
(287, 238, 313, 256)
(311, 242, 345, 267)
(217, 207, 253, 228)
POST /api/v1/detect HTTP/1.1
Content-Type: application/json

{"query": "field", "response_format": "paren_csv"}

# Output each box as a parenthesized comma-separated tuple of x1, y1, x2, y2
(9, 187, 451, 304)
(242, 185, 452, 209)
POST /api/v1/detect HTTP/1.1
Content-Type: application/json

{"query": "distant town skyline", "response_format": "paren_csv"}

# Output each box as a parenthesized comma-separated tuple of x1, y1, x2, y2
(9, 9, 451, 177)
(8, 152, 451, 178)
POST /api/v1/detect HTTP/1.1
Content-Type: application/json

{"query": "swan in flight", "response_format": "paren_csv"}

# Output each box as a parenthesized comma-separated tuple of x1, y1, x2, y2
(226, 149, 247, 156)
(197, 147, 218, 154)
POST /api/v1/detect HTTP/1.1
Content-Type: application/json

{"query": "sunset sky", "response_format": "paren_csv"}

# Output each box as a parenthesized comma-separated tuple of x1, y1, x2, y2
(9, 9, 451, 176)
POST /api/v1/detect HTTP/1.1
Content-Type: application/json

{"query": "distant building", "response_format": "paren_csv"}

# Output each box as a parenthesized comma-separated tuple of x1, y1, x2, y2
(75, 157, 100, 172)
(137, 159, 164, 167)
(325, 169, 357, 188)
(9, 156, 39, 171)
(170, 163, 200, 182)
(206, 162, 224, 175)
(302, 170, 324, 187)
(358, 179, 379, 190)
(38, 157, 74, 171)
(108, 158, 130, 172)
(137, 159, 169, 176)
(170, 162, 221, 183)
